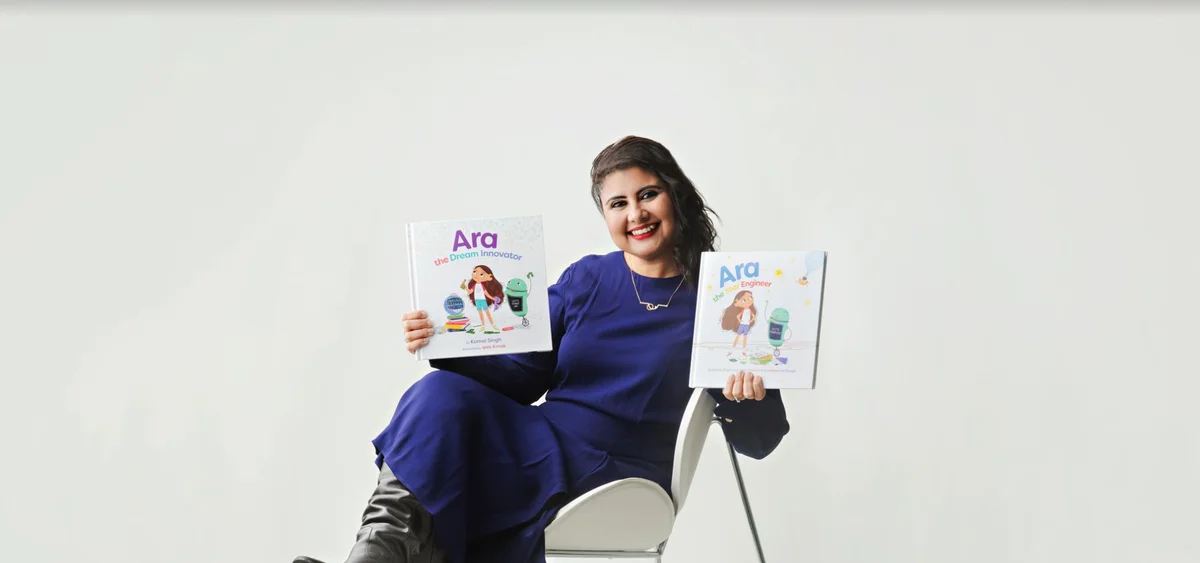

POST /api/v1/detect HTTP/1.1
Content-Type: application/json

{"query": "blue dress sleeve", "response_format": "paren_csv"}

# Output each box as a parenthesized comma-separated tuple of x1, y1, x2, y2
(706, 388, 790, 460)
(427, 261, 576, 405)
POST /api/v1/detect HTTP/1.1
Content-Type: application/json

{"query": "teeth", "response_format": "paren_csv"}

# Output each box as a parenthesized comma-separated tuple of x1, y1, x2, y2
(631, 223, 658, 236)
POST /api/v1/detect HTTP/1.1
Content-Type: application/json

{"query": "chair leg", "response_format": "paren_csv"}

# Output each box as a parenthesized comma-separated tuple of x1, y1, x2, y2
(726, 441, 767, 563)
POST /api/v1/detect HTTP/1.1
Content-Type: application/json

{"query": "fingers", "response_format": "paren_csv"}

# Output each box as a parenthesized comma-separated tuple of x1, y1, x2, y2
(725, 371, 748, 401)
(403, 311, 433, 333)
(404, 329, 432, 354)
(403, 310, 430, 328)
(724, 371, 769, 402)
(403, 310, 433, 353)
(753, 375, 766, 400)
(725, 372, 766, 402)
(404, 325, 434, 341)
(405, 336, 429, 354)
(403, 318, 433, 332)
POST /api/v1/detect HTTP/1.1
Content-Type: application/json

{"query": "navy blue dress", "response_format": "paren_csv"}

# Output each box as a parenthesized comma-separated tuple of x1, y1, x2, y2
(371, 251, 790, 563)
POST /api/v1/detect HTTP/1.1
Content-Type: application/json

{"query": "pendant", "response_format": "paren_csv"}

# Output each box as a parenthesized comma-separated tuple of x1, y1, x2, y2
(645, 303, 659, 311)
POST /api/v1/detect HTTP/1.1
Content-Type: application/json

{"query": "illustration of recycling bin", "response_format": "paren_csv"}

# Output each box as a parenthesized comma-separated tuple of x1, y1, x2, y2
(767, 307, 792, 356)
(505, 276, 531, 326)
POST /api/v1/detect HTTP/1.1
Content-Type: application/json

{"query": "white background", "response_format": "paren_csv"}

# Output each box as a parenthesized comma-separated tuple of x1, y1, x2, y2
(1, 8, 1196, 563)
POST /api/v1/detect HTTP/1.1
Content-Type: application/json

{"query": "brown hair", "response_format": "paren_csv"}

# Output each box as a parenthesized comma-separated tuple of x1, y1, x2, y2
(720, 290, 757, 331)
(467, 265, 505, 304)
(590, 135, 720, 285)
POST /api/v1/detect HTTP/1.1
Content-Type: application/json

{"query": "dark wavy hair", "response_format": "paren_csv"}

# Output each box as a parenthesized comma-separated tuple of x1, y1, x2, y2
(589, 136, 720, 284)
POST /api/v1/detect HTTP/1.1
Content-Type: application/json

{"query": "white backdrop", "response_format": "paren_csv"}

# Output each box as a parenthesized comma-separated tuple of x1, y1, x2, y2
(1, 8, 1196, 563)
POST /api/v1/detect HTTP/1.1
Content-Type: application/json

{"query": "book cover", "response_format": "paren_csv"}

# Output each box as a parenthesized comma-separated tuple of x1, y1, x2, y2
(405, 214, 552, 361)
(688, 250, 828, 389)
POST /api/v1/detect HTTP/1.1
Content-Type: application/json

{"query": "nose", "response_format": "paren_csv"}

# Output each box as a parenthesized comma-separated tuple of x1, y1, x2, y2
(626, 201, 648, 223)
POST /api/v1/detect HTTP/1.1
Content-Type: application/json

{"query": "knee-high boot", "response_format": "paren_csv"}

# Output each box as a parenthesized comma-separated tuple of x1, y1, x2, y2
(294, 462, 447, 563)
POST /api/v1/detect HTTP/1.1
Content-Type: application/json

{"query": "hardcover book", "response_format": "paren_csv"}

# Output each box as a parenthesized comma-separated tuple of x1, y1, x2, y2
(688, 250, 828, 389)
(405, 214, 552, 361)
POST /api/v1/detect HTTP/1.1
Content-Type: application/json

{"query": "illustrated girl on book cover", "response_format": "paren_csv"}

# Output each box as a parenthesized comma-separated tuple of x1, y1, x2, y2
(465, 265, 503, 333)
(721, 290, 757, 348)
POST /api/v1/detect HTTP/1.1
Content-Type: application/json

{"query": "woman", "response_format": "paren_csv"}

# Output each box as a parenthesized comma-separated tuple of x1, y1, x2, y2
(295, 136, 790, 563)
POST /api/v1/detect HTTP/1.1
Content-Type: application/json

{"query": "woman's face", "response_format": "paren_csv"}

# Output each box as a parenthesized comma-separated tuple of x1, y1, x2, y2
(736, 292, 754, 308)
(472, 268, 491, 282)
(598, 167, 677, 268)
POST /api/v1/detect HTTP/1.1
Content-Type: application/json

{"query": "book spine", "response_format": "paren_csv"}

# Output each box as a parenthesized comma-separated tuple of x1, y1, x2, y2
(406, 222, 424, 361)
(810, 252, 828, 388)
(688, 251, 710, 388)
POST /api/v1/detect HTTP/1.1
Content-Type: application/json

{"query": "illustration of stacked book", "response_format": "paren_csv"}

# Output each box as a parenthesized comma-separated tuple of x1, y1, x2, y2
(444, 313, 471, 332)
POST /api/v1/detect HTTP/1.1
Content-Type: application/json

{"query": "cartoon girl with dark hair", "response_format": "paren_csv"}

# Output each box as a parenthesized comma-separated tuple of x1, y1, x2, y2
(720, 290, 757, 348)
(467, 265, 504, 332)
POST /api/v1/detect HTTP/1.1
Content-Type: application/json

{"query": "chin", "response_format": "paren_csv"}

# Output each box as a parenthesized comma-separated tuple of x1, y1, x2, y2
(625, 240, 673, 263)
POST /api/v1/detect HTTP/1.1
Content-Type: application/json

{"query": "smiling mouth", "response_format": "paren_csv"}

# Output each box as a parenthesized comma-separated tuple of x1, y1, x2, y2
(628, 222, 660, 239)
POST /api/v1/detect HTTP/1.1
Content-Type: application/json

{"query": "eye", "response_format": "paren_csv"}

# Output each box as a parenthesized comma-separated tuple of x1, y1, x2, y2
(639, 189, 659, 200)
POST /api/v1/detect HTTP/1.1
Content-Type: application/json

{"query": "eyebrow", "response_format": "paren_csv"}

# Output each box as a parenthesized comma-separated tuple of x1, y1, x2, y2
(605, 184, 661, 205)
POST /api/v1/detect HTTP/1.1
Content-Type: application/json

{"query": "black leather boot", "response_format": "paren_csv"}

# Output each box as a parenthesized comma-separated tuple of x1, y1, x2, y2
(293, 462, 446, 563)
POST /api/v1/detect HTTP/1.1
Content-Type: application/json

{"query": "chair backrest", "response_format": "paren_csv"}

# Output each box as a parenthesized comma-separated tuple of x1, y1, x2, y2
(670, 388, 717, 513)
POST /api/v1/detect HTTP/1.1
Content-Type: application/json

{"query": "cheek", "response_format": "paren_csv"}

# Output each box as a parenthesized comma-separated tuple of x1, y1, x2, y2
(651, 198, 675, 227)
(605, 213, 625, 234)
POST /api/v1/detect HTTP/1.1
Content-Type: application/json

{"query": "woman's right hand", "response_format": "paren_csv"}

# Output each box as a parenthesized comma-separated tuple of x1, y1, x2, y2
(403, 310, 434, 353)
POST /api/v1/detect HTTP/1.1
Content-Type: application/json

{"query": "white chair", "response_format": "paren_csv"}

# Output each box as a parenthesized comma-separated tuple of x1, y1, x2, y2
(543, 389, 767, 562)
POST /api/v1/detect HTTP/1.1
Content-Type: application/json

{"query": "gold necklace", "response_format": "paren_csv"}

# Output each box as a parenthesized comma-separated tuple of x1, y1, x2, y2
(629, 267, 686, 311)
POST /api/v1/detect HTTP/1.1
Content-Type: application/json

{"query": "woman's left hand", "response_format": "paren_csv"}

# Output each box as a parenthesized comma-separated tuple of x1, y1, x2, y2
(724, 370, 766, 403)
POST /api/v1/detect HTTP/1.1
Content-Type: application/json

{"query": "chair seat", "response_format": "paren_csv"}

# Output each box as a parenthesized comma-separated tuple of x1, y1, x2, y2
(544, 477, 675, 552)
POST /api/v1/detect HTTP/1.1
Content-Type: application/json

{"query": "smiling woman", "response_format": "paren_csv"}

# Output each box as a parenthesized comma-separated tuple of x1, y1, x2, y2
(295, 136, 790, 563)
(589, 136, 720, 284)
